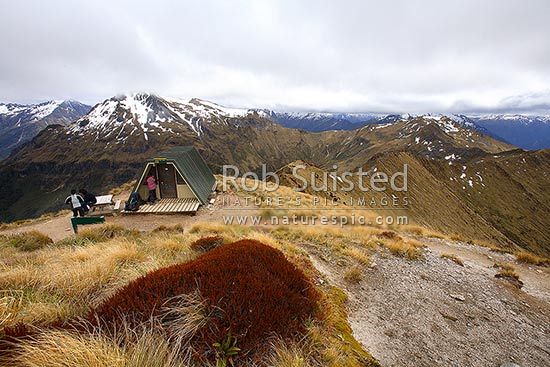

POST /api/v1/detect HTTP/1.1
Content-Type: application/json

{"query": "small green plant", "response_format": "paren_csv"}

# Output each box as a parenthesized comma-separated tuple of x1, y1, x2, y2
(213, 333, 240, 367)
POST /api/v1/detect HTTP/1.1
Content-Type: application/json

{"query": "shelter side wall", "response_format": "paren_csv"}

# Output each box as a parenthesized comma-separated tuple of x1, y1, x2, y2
(177, 184, 195, 198)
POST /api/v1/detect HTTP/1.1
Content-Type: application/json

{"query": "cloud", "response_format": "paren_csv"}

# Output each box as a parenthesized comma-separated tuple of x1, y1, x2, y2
(0, 0, 549, 113)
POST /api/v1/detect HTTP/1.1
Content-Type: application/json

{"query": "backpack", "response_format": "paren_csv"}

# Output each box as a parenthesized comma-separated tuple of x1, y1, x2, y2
(124, 192, 143, 212)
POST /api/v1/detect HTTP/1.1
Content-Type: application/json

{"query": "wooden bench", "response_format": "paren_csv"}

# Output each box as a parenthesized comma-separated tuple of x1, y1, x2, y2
(71, 216, 105, 233)
(91, 195, 114, 212)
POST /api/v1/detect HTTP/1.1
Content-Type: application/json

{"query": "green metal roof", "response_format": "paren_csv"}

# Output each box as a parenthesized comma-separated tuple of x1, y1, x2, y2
(148, 146, 215, 204)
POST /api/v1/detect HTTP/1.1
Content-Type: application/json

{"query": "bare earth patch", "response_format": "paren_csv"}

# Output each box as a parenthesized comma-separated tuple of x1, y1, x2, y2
(311, 238, 550, 367)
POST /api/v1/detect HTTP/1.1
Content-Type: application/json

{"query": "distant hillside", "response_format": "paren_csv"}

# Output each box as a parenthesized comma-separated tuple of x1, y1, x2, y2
(276, 148, 550, 257)
(0, 100, 91, 159)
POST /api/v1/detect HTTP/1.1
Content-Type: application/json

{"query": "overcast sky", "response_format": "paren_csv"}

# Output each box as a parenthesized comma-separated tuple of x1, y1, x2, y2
(1, 0, 549, 113)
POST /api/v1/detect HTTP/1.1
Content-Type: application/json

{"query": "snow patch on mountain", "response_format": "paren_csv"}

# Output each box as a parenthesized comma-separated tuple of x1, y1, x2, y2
(195, 99, 249, 118)
(30, 101, 63, 121)
(121, 94, 155, 128)
(84, 99, 119, 130)
(69, 93, 258, 142)
(0, 100, 63, 122)
(473, 114, 550, 124)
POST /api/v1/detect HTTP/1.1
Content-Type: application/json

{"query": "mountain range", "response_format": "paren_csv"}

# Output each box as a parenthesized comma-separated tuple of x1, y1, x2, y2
(1, 92, 548, 257)
(0, 100, 91, 159)
(470, 114, 550, 150)
(1, 96, 549, 161)
(267, 111, 550, 150)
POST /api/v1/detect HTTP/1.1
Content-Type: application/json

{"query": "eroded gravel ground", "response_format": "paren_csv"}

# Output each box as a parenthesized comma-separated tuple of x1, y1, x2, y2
(311, 239, 550, 367)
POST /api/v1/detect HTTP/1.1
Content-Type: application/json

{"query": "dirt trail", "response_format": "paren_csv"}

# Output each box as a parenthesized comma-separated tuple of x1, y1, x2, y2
(0, 192, 257, 241)
(311, 238, 550, 367)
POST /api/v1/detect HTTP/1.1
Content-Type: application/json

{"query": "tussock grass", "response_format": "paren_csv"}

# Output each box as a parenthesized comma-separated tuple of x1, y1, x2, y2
(13, 329, 127, 367)
(382, 239, 424, 260)
(315, 287, 379, 366)
(495, 269, 521, 281)
(151, 224, 184, 234)
(1, 222, 379, 367)
(341, 247, 370, 265)
(123, 327, 185, 367)
(494, 263, 515, 271)
(402, 225, 445, 238)
(267, 339, 309, 367)
(12, 323, 185, 367)
(274, 223, 381, 244)
(472, 240, 512, 254)
(0, 230, 200, 328)
(188, 222, 248, 243)
(440, 253, 464, 266)
(379, 231, 401, 240)
(449, 233, 465, 242)
(160, 291, 210, 351)
(0, 231, 53, 252)
(246, 231, 306, 259)
(343, 266, 364, 284)
(56, 225, 139, 247)
(0, 290, 24, 329)
(515, 252, 550, 266)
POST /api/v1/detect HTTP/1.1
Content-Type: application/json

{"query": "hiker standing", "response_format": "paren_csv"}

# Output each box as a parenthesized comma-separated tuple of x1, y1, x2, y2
(65, 189, 85, 217)
(146, 174, 157, 204)
(79, 188, 97, 213)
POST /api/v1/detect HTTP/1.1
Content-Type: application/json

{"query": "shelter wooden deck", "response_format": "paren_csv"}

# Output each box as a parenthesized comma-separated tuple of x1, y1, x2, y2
(129, 198, 200, 214)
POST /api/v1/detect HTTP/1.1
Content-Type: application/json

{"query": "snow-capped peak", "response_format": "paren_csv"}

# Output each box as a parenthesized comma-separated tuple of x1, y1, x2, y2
(187, 98, 250, 118)
(69, 93, 257, 142)
(472, 114, 550, 125)
(0, 100, 63, 122)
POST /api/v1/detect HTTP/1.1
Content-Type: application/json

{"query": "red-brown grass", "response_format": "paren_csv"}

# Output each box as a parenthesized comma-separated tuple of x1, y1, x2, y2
(87, 239, 320, 363)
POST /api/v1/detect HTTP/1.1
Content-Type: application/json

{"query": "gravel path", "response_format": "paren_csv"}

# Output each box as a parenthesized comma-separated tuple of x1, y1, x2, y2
(311, 239, 550, 367)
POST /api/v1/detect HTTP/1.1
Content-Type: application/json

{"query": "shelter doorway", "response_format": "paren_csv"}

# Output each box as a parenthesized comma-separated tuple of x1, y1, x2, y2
(158, 164, 177, 198)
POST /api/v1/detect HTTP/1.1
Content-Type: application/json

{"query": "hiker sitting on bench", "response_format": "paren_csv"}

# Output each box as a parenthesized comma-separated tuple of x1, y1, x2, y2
(65, 189, 85, 217)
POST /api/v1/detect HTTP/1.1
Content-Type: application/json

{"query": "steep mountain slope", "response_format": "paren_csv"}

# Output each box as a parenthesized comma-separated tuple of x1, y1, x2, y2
(275, 148, 550, 257)
(2, 92, 546, 257)
(471, 114, 550, 150)
(0, 100, 91, 159)
(376, 149, 550, 256)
